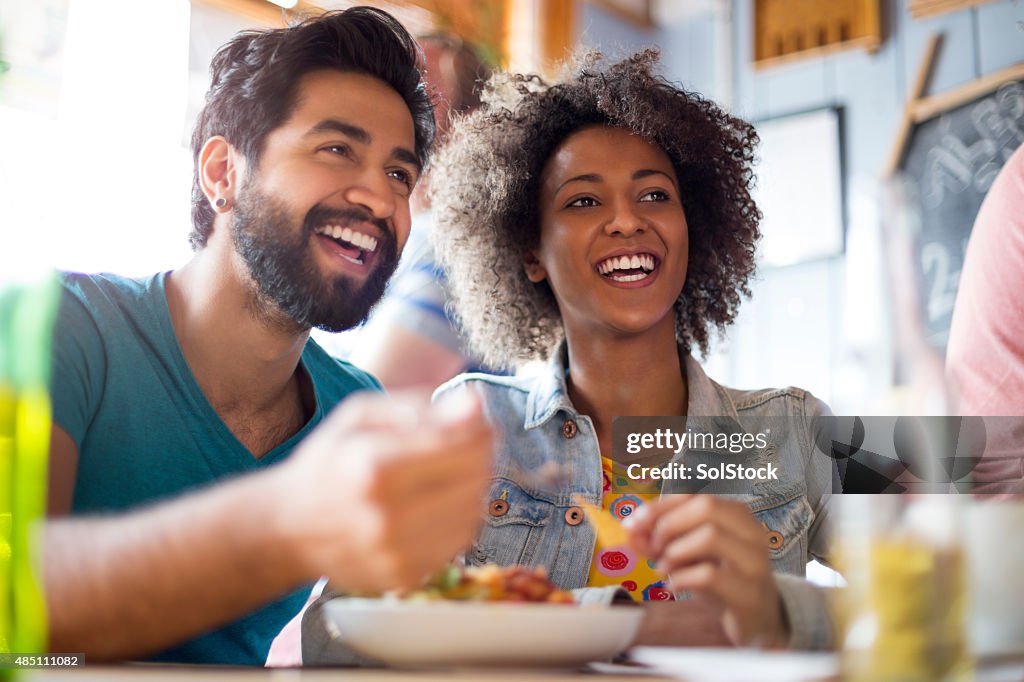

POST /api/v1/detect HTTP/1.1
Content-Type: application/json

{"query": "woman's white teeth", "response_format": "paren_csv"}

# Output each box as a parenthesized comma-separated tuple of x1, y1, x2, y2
(598, 254, 655, 276)
(319, 224, 378, 253)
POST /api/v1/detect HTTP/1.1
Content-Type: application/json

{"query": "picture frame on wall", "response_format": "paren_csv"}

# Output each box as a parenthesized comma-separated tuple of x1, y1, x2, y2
(752, 106, 846, 268)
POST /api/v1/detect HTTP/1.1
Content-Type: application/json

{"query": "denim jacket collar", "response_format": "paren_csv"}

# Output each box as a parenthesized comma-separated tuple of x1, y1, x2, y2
(523, 341, 744, 430)
(524, 344, 578, 429)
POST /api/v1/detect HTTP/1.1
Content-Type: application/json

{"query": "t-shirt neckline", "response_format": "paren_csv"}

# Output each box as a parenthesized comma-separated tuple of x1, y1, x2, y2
(151, 270, 322, 466)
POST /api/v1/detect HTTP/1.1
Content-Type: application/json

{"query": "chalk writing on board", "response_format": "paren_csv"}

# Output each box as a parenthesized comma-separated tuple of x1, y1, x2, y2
(902, 81, 1024, 350)
(922, 83, 1024, 209)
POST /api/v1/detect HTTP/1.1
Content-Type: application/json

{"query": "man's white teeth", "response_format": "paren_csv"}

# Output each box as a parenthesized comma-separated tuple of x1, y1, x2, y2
(317, 224, 378, 253)
(598, 254, 655, 275)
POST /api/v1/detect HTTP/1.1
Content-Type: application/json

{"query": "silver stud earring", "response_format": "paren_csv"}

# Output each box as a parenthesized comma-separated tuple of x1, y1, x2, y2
(214, 197, 228, 209)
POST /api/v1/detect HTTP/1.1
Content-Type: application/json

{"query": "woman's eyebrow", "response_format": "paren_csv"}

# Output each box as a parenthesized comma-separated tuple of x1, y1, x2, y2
(630, 167, 679, 189)
(633, 169, 677, 186)
(555, 173, 602, 195)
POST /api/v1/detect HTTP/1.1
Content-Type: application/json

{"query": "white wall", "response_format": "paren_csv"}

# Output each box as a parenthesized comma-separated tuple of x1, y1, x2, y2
(578, 0, 1024, 414)
(1, 0, 194, 279)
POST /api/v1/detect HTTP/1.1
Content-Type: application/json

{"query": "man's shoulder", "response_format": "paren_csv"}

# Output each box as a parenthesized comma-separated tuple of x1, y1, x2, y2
(59, 271, 162, 312)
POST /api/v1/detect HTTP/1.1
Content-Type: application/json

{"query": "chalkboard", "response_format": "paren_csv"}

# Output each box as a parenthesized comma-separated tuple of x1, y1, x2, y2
(900, 78, 1024, 350)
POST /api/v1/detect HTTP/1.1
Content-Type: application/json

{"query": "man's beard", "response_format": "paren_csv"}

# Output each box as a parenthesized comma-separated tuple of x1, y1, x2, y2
(230, 182, 399, 333)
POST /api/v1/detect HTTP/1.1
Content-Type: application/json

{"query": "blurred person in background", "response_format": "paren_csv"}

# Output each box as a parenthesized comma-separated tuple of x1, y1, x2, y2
(43, 7, 492, 665)
(946, 144, 1024, 495)
(327, 33, 496, 390)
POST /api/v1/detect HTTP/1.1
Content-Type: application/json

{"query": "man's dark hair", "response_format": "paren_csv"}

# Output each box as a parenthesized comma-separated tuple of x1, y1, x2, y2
(189, 7, 434, 249)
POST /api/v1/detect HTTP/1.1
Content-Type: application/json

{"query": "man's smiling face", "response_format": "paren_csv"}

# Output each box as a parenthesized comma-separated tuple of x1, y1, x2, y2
(230, 69, 420, 332)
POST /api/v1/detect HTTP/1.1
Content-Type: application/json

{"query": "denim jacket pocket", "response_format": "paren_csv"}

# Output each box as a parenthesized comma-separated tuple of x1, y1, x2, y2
(470, 480, 553, 568)
(749, 494, 814, 575)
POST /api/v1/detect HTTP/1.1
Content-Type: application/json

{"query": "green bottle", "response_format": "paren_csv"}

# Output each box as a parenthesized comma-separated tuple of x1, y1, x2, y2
(0, 274, 60, 679)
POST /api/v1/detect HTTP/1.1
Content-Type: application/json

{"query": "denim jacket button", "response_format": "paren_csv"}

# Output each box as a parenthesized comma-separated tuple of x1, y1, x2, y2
(766, 530, 784, 549)
(489, 499, 509, 517)
(564, 506, 584, 526)
(562, 419, 578, 439)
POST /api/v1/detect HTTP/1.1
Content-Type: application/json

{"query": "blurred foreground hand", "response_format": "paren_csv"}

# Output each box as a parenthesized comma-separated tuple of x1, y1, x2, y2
(279, 389, 495, 593)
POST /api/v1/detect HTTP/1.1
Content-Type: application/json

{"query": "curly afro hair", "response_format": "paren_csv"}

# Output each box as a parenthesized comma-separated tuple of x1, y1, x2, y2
(430, 49, 761, 370)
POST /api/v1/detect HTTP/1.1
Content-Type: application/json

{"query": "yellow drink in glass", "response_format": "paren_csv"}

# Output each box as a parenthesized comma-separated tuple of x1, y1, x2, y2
(838, 497, 972, 682)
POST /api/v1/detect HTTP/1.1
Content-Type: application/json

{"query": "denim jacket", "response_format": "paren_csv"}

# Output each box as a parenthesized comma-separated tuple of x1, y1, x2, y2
(439, 344, 837, 650)
(301, 346, 837, 664)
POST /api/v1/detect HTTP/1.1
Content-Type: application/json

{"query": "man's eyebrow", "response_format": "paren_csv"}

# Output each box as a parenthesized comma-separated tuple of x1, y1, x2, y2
(304, 118, 420, 172)
(392, 147, 422, 174)
(555, 173, 602, 195)
(305, 118, 370, 144)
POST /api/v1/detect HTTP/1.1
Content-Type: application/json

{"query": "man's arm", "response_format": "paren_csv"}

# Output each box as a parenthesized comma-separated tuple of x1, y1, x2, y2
(43, 390, 493, 661)
(46, 426, 78, 518)
(44, 465, 309, 660)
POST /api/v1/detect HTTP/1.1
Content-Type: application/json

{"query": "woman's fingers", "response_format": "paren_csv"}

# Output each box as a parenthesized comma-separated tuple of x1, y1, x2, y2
(655, 520, 771, 581)
(630, 495, 763, 557)
(626, 493, 788, 647)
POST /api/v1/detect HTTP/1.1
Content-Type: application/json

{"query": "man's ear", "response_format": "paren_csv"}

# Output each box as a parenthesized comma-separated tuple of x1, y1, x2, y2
(523, 250, 547, 283)
(199, 136, 244, 212)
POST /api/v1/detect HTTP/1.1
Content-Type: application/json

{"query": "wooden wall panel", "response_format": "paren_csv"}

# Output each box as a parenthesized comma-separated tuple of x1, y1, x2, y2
(754, 0, 881, 69)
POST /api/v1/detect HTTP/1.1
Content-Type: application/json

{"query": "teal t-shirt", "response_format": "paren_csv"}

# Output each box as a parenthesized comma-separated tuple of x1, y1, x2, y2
(50, 271, 380, 665)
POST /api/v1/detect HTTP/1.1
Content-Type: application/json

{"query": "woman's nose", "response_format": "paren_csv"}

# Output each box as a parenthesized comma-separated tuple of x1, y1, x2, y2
(604, 203, 646, 237)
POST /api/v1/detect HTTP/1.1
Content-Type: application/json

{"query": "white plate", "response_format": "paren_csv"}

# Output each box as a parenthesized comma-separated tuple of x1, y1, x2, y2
(630, 647, 839, 682)
(323, 598, 643, 668)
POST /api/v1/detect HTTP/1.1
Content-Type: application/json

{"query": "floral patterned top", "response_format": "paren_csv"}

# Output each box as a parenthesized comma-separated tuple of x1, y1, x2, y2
(585, 457, 676, 601)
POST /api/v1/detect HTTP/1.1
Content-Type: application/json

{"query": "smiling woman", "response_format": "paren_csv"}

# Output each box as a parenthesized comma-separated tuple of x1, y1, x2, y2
(525, 125, 690, 349)
(417, 49, 838, 652)
(432, 49, 760, 369)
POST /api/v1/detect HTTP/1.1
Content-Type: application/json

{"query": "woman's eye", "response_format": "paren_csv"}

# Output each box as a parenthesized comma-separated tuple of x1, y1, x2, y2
(639, 190, 670, 202)
(567, 196, 599, 208)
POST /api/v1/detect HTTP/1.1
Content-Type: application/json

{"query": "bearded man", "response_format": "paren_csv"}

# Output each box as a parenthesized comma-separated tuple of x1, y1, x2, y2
(43, 7, 492, 665)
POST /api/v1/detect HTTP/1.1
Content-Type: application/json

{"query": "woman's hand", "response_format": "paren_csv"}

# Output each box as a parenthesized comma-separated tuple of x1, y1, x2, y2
(631, 597, 732, 647)
(626, 494, 789, 648)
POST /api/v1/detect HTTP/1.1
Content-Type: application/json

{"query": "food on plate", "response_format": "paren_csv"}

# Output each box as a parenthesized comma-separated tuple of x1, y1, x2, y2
(397, 565, 576, 603)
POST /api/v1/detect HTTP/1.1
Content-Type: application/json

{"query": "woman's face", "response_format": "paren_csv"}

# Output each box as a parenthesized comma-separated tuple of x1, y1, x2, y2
(528, 125, 689, 340)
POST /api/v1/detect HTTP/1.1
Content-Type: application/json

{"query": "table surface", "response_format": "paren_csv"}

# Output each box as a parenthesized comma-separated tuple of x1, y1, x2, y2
(20, 653, 1024, 682)
(23, 664, 673, 682)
